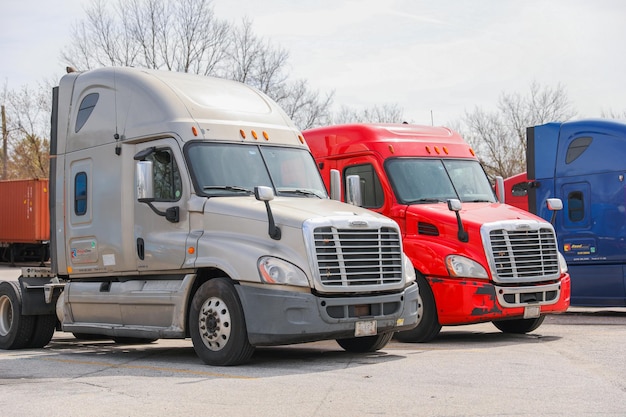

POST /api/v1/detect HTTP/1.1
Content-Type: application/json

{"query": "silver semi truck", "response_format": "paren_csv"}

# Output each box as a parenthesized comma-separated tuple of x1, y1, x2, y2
(0, 67, 419, 365)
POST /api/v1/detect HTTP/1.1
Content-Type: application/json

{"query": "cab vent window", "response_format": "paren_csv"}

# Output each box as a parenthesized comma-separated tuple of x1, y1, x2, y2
(565, 137, 592, 164)
(75, 93, 99, 133)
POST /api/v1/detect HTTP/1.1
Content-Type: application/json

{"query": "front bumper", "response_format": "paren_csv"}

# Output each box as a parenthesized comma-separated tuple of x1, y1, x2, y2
(235, 282, 419, 346)
(429, 273, 571, 326)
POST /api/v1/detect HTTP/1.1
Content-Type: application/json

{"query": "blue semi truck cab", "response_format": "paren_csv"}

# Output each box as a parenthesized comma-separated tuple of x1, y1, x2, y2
(505, 119, 626, 306)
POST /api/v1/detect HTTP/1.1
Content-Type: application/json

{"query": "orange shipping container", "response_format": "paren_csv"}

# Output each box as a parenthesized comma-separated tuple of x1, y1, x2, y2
(0, 179, 50, 243)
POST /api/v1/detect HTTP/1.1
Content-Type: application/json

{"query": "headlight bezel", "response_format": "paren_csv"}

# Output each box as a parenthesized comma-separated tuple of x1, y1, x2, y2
(445, 254, 489, 279)
(258, 256, 310, 287)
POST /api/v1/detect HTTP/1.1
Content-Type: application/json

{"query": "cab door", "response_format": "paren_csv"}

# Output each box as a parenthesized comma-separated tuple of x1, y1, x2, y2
(133, 138, 191, 271)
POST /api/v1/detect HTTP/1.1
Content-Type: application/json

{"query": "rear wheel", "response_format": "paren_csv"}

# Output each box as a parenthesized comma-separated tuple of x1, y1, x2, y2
(336, 331, 394, 353)
(493, 316, 545, 334)
(0, 281, 36, 349)
(394, 273, 441, 343)
(27, 314, 57, 348)
(189, 278, 255, 366)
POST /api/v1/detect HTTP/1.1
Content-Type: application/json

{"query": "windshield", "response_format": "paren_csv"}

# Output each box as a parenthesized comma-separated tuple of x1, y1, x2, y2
(385, 158, 497, 204)
(185, 142, 328, 198)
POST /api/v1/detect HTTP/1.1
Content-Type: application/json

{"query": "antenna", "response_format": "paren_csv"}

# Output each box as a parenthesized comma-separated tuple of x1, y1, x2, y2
(113, 69, 121, 156)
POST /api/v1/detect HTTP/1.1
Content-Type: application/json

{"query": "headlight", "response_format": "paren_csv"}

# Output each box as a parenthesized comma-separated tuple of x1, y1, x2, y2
(445, 255, 488, 279)
(558, 252, 568, 274)
(403, 253, 416, 284)
(258, 256, 310, 287)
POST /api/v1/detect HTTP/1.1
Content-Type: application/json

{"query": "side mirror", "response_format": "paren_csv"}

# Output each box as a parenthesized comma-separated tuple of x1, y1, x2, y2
(330, 169, 341, 201)
(254, 185, 275, 202)
(345, 175, 362, 206)
(546, 198, 562, 226)
(136, 160, 155, 202)
(546, 198, 563, 211)
(255, 186, 281, 240)
(495, 176, 505, 203)
(447, 198, 462, 212)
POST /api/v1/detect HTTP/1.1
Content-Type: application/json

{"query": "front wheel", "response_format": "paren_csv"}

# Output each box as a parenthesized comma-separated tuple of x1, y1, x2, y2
(394, 273, 441, 343)
(336, 331, 394, 353)
(0, 281, 36, 349)
(493, 315, 546, 334)
(189, 278, 255, 366)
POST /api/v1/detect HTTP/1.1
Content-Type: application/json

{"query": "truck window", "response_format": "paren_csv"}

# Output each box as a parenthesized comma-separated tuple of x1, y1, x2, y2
(74, 172, 88, 215)
(565, 137, 592, 164)
(185, 143, 327, 198)
(344, 164, 384, 208)
(386, 158, 496, 204)
(75, 93, 99, 133)
(567, 191, 585, 222)
(146, 148, 182, 201)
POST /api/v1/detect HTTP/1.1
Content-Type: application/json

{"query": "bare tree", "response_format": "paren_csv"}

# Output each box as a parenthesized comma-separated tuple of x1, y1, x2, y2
(60, 0, 333, 130)
(600, 109, 626, 120)
(1, 83, 51, 179)
(461, 81, 576, 179)
(331, 104, 405, 125)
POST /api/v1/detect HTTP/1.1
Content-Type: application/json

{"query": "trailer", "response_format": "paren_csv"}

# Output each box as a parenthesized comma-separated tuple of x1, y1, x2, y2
(0, 178, 50, 265)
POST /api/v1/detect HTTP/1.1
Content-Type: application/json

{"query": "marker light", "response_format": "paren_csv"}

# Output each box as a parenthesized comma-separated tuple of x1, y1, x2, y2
(192, 126, 198, 136)
(252, 130, 258, 139)
(240, 129, 246, 139)
(263, 131, 269, 140)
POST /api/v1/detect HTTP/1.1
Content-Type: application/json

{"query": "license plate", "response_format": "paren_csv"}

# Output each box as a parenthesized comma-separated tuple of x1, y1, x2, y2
(355, 320, 377, 337)
(524, 305, 540, 318)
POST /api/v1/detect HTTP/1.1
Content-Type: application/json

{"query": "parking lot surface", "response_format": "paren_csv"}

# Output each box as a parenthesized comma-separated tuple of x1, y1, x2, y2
(1, 265, 625, 416)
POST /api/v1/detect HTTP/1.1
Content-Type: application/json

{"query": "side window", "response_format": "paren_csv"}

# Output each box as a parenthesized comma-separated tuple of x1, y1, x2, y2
(344, 164, 384, 208)
(568, 191, 584, 222)
(74, 172, 88, 215)
(147, 148, 182, 201)
(565, 137, 592, 164)
(75, 93, 99, 133)
(511, 181, 529, 197)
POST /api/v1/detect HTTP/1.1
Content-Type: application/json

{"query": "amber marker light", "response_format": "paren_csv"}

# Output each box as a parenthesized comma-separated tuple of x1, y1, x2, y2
(188, 247, 195, 255)
(252, 130, 258, 139)
(425, 146, 431, 154)
(434, 146, 441, 154)
(240, 129, 246, 139)
(298, 135, 305, 144)
(389, 145, 395, 154)
(192, 126, 198, 137)
(469, 148, 476, 156)
(263, 131, 270, 140)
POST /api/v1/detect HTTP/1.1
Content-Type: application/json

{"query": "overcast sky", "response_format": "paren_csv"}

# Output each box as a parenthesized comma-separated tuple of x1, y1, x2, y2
(2, 0, 625, 126)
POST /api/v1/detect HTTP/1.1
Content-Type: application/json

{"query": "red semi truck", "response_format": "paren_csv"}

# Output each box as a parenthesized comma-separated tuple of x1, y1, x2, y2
(304, 123, 571, 342)
(0, 179, 50, 264)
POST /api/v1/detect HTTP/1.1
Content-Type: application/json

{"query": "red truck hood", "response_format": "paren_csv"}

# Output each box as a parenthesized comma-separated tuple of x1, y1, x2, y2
(404, 201, 548, 232)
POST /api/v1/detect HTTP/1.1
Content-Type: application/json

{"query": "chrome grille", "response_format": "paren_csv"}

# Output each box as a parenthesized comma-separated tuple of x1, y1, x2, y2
(313, 226, 403, 287)
(488, 226, 559, 281)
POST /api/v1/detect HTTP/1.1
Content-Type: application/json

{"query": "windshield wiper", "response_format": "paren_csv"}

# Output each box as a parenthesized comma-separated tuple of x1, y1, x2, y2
(203, 185, 253, 194)
(279, 189, 323, 198)
(405, 198, 444, 204)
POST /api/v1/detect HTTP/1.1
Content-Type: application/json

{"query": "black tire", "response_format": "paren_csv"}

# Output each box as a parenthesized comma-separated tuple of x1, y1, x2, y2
(27, 314, 57, 348)
(493, 315, 546, 334)
(336, 331, 394, 353)
(0, 281, 36, 349)
(189, 278, 255, 366)
(394, 273, 442, 343)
